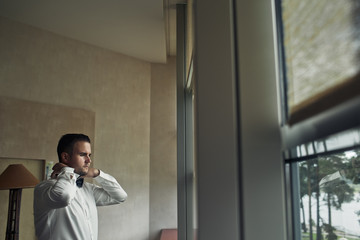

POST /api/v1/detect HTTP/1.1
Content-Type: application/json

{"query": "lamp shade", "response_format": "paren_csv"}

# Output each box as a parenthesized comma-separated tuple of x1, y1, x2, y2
(0, 164, 39, 190)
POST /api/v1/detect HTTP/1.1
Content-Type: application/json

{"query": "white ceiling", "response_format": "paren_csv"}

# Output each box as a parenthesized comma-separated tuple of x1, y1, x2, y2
(0, 0, 184, 63)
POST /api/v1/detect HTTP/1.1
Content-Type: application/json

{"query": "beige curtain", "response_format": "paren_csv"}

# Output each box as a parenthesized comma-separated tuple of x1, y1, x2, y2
(281, 0, 360, 125)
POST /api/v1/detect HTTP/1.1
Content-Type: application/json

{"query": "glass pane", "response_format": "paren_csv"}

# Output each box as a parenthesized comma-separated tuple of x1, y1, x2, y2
(293, 127, 360, 158)
(280, 0, 360, 115)
(296, 148, 360, 240)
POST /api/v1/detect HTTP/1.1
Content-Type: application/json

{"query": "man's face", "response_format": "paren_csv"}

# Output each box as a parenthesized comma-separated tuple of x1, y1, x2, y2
(67, 141, 92, 176)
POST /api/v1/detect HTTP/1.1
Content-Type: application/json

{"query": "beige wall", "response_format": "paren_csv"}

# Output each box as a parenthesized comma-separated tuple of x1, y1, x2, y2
(149, 57, 177, 240)
(0, 16, 177, 240)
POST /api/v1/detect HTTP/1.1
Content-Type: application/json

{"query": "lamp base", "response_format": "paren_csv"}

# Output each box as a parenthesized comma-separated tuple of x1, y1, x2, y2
(6, 188, 22, 240)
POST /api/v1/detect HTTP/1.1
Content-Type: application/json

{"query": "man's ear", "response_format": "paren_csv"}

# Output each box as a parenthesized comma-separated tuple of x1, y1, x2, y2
(61, 152, 70, 164)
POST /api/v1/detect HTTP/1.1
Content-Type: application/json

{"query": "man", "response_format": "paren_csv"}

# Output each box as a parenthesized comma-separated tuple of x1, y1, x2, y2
(34, 133, 127, 240)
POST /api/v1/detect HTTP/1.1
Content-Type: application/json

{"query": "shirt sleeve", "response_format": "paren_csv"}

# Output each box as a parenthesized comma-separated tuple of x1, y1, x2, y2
(34, 167, 80, 209)
(92, 170, 127, 206)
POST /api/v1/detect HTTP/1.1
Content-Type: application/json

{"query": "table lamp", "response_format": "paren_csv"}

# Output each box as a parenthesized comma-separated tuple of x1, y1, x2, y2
(0, 164, 39, 240)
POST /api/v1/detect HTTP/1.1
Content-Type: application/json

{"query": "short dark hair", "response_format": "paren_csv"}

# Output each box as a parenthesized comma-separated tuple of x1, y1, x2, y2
(57, 133, 91, 162)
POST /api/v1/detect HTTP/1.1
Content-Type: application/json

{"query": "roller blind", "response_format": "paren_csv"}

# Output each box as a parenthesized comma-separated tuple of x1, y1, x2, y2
(281, 0, 360, 125)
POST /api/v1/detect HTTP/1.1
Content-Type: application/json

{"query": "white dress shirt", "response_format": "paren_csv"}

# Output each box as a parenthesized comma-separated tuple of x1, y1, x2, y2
(33, 167, 127, 240)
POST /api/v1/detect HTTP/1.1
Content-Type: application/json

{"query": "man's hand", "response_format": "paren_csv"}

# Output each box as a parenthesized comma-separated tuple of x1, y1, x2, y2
(85, 168, 100, 178)
(50, 162, 68, 179)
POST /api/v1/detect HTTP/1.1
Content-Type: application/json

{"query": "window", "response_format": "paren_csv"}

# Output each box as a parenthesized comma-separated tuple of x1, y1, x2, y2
(177, 3, 197, 240)
(275, 0, 360, 239)
(285, 128, 360, 240)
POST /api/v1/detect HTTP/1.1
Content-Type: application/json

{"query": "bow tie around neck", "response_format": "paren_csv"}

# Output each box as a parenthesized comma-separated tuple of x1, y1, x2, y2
(76, 177, 84, 188)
